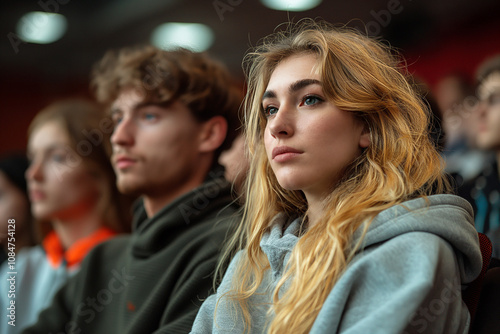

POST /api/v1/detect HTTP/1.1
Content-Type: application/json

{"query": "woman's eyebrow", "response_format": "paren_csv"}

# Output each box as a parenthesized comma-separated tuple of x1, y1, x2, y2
(262, 78, 321, 102)
(289, 79, 321, 93)
(262, 90, 276, 101)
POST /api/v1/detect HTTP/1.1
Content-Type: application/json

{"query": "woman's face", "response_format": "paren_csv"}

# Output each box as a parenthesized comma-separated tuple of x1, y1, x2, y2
(262, 53, 370, 200)
(26, 120, 100, 221)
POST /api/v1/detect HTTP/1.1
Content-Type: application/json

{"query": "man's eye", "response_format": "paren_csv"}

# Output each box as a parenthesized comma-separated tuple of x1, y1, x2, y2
(489, 94, 500, 105)
(139, 111, 159, 122)
(144, 113, 157, 121)
(111, 113, 123, 126)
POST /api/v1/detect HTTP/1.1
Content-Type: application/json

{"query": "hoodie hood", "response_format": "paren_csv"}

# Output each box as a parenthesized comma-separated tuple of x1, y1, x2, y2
(352, 194, 481, 283)
(191, 194, 482, 334)
(261, 194, 482, 285)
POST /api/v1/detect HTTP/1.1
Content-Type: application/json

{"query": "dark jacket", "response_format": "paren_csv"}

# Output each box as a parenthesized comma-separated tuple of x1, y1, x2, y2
(456, 161, 500, 256)
(23, 175, 239, 334)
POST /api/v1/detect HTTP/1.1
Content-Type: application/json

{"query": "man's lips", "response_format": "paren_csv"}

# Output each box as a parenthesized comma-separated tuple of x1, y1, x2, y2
(272, 146, 303, 161)
(113, 155, 137, 169)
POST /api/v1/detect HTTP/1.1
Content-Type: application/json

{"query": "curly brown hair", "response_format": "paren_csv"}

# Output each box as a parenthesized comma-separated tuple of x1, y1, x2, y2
(91, 45, 243, 158)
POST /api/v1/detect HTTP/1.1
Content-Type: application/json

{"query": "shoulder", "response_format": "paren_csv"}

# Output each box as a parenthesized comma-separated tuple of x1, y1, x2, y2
(46, 235, 133, 304)
(370, 232, 455, 270)
(169, 216, 240, 276)
(339, 232, 461, 302)
(77, 234, 131, 272)
(17, 245, 46, 263)
(357, 195, 477, 259)
(177, 206, 241, 252)
(314, 232, 468, 333)
(88, 234, 130, 255)
(1, 245, 46, 276)
(356, 232, 456, 276)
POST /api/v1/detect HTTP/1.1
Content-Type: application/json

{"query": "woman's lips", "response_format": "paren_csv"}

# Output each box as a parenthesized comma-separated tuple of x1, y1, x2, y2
(272, 146, 303, 162)
(30, 189, 46, 201)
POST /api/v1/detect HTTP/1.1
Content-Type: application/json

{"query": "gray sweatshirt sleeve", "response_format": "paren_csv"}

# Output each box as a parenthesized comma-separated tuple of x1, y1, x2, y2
(190, 251, 244, 334)
(190, 294, 217, 334)
(311, 231, 471, 334)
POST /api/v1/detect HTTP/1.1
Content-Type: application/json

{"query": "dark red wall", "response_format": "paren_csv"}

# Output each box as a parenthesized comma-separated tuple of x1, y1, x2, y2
(2, 17, 500, 156)
(405, 19, 500, 90)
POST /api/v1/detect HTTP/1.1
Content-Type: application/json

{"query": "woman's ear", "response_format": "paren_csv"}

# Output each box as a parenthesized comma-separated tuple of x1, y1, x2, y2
(359, 125, 370, 148)
(198, 116, 228, 153)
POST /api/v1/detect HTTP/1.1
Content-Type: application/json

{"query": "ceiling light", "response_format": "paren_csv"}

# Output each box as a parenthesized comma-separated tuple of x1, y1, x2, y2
(151, 23, 214, 52)
(260, 0, 322, 11)
(16, 12, 67, 44)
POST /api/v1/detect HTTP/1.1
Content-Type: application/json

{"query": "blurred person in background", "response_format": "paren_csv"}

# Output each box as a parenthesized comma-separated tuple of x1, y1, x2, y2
(435, 72, 473, 151)
(0, 99, 132, 333)
(219, 118, 250, 199)
(0, 153, 36, 264)
(458, 55, 500, 257)
(23, 46, 242, 334)
(435, 72, 494, 185)
(219, 134, 248, 198)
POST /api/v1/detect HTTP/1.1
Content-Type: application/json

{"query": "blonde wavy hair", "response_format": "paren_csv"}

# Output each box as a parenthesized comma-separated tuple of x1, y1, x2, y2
(216, 20, 451, 333)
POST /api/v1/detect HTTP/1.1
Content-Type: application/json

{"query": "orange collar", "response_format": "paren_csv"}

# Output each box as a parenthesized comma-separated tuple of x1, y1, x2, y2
(42, 227, 117, 269)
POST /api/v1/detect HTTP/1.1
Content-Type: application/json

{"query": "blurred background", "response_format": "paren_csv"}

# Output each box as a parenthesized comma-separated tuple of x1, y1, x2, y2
(1, 0, 500, 155)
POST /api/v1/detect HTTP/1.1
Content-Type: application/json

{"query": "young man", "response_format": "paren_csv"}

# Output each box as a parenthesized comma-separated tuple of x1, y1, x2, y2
(458, 55, 500, 257)
(23, 46, 242, 333)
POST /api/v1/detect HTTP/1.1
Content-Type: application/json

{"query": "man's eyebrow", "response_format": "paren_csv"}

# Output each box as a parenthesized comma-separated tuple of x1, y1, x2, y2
(109, 106, 121, 116)
(262, 79, 321, 102)
(109, 101, 155, 116)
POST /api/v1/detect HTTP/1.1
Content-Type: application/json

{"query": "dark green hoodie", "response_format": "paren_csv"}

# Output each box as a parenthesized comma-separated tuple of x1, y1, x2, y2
(23, 175, 239, 334)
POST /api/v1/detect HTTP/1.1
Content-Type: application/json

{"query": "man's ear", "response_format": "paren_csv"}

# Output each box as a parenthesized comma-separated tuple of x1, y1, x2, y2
(198, 116, 228, 153)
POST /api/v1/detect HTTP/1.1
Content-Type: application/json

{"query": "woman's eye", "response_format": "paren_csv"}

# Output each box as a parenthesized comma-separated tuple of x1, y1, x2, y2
(302, 95, 323, 106)
(264, 106, 278, 117)
(51, 153, 66, 163)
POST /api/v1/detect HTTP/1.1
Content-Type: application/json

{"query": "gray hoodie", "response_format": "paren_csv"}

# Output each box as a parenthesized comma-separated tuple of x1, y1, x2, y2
(191, 194, 482, 334)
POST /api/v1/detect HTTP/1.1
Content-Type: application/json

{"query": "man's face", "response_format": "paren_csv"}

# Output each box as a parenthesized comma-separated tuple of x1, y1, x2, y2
(110, 89, 205, 197)
(476, 72, 500, 151)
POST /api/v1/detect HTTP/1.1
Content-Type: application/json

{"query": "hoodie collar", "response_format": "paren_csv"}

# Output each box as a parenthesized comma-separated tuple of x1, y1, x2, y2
(260, 195, 481, 284)
(131, 175, 233, 257)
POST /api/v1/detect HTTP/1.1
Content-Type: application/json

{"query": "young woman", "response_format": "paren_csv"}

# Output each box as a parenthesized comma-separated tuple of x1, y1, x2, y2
(191, 21, 482, 333)
(0, 99, 131, 333)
